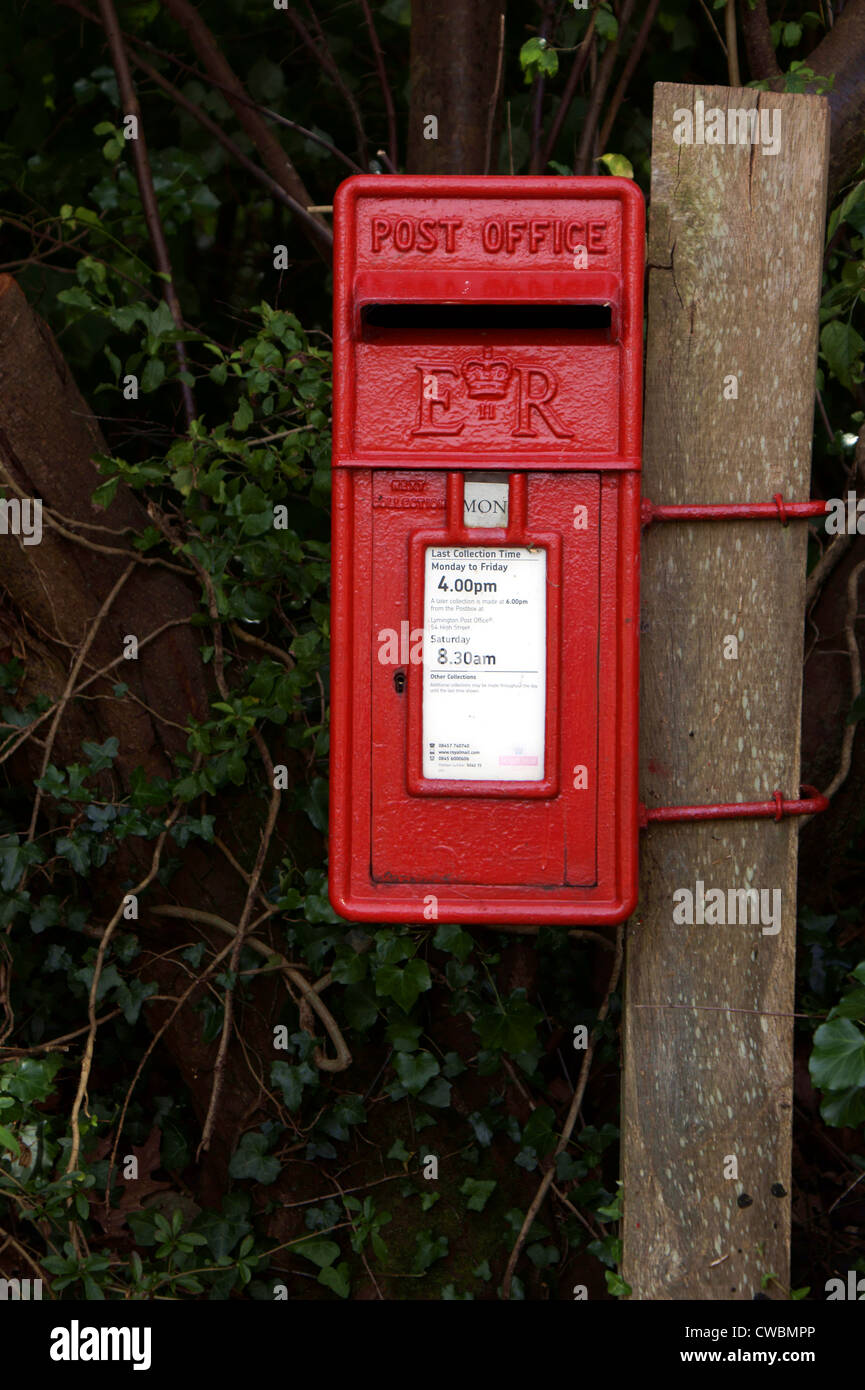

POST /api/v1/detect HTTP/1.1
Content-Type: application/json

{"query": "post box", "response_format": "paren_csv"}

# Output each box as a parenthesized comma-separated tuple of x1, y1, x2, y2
(329, 175, 644, 927)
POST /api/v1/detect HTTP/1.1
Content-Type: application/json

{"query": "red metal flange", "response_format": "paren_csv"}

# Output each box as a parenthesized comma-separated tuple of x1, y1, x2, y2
(638, 785, 829, 828)
(641, 495, 829, 528)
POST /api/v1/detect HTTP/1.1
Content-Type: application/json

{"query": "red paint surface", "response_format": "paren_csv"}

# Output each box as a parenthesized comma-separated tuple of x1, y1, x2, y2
(329, 176, 645, 926)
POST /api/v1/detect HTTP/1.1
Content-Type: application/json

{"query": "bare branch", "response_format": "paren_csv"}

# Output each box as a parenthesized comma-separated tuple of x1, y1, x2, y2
(598, 0, 661, 153)
(359, 0, 398, 169)
(725, 0, 742, 87)
(286, 5, 369, 168)
(502, 923, 625, 1298)
(575, 0, 637, 175)
(95, 0, 195, 427)
(162, 0, 332, 258)
(538, 12, 596, 173)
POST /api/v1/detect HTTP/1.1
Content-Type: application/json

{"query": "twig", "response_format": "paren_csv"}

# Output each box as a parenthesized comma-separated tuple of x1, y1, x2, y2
(128, 48, 333, 223)
(66, 795, 186, 1182)
(485, 13, 506, 175)
(106, 925, 238, 1205)
(286, 5, 368, 167)
(57, 0, 361, 175)
(359, 0, 398, 170)
(148, 906, 350, 1073)
(597, 0, 661, 152)
(725, 0, 742, 87)
(530, 5, 555, 174)
(0, 617, 195, 772)
(806, 426, 865, 609)
(575, 0, 637, 175)
(502, 923, 624, 1298)
(230, 621, 294, 669)
(195, 734, 282, 1156)
(0, 1226, 54, 1296)
(0, 1010, 121, 1055)
(819, 558, 865, 804)
(162, 0, 332, 256)
(696, 0, 729, 59)
(96, 0, 195, 427)
(827, 1167, 865, 1214)
(568, 928, 615, 951)
(26, 562, 135, 845)
(538, 12, 597, 172)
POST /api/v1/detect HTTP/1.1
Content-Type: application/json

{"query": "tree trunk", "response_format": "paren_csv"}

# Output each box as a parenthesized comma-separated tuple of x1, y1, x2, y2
(407, 0, 506, 174)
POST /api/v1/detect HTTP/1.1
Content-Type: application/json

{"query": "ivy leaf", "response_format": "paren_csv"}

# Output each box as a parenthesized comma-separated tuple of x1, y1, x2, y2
(342, 983, 378, 1031)
(418, 1076, 451, 1108)
(3, 1054, 62, 1103)
(819, 1085, 865, 1129)
(605, 1270, 631, 1298)
(228, 1131, 280, 1184)
(474, 994, 542, 1055)
(295, 1236, 339, 1269)
(820, 320, 865, 391)
(433, 923, 473, 963)
(318, 1261, 351, 1298)
(829, 989, 865, 1021)
(386, 1018, 423, 1051)
(375, 958, 432, 1013)
(411, 1231, 448, 1274)
(460, 1178, 496, 1212)
(809, 1017, 865, 1091)
(394, 1050, 439, 1095)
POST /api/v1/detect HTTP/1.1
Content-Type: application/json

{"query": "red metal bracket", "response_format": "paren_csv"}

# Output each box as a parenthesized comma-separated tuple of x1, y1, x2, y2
(639, 785, 829, 828)
(641, 494, 829, 528)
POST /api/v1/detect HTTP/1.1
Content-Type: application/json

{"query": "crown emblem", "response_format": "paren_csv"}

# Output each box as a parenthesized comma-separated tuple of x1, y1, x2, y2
(462, 347, 513, 400)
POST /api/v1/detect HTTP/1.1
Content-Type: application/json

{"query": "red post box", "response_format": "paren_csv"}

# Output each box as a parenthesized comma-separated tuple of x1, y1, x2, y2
(329, 175, 645, 927)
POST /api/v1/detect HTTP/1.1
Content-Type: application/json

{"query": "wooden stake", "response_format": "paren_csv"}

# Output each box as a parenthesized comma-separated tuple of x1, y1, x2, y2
(622, 83, 830, 1300)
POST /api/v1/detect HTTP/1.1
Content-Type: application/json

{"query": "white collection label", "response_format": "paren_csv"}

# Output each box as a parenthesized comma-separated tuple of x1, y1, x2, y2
(422, 546, 546, 781)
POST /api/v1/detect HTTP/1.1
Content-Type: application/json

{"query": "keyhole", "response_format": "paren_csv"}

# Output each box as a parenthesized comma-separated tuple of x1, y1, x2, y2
(393, 669, 406, 694)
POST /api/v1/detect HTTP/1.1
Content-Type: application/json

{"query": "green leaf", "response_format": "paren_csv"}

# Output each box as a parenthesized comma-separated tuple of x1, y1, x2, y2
(820, 320, 865, 390)
(819, 1084, 865, 1128)
(228, 1131, 281, 1184)
(295, 1236, 339, 1269)
(433, 923, 473, 962)
(829, 988, 865, 1021)
(140, 357, 165, 393)
(386, 1018, 423, 1051)
(809, 1017, 865, 1091)
(595, 5, 618, 41)
(317, 1261, 350, 1297)
(411, 1230, 448, 1274)
(474, 995, 542, 1055)
(343, 983, 378, 1031)
(393, 1050, 440, 1095)
(4, 1054, 62, 1103)
(827, 181, 865, 242)
(605, 1270, 631, 1298)
(91, 477, 119, 509)
(0, 1123, 22, 1159)
(375, 958, 432, 1013)
(599, 153, 634, 179)
(460, 1178, 496, 1212)
(233, 398, 253, 432)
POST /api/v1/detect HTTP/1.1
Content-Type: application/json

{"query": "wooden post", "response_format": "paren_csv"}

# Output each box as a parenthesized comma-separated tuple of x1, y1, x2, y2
(621, 84, 830, 1300)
